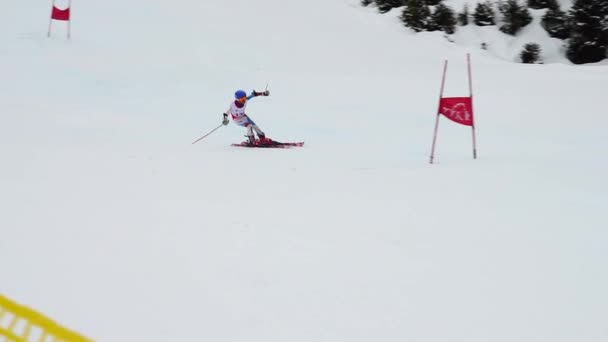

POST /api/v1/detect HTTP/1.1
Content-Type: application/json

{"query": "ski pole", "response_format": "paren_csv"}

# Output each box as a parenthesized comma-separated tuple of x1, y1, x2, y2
(192, 124, 223, 144)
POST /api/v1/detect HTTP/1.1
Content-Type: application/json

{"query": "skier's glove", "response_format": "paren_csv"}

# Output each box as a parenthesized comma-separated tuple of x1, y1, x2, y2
(263, 90, 270, 96)
(222, 113, 229, 126)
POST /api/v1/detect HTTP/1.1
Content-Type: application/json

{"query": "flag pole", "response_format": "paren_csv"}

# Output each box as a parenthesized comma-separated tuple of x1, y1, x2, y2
(47, 0, 56, 37)
(67, 0, 71, 39)
(467, 54, 477, 159)
(430, 60, 448, 164)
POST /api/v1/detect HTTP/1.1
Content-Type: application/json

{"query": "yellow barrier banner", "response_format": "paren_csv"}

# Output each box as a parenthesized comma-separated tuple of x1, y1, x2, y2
(0, 295, 91, 342)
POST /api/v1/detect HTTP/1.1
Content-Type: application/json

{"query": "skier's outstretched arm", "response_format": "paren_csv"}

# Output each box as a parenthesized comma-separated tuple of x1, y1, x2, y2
(249, 90, 270, 99)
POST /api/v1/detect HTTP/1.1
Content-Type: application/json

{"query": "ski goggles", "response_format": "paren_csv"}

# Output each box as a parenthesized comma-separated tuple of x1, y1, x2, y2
(237, 96, 247, 102)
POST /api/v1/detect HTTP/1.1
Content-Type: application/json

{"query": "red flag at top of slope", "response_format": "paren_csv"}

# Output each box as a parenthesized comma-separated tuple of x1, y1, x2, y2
(51, 6, 70, 21)
(438, 96, 474, 126)
(47, 1, 71, 39)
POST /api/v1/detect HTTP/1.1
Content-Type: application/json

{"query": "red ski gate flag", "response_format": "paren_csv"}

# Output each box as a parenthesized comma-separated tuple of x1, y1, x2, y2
(429, 54, 478, 164)
(51, 6, 70, 21)
(47, 0, 71, 38)
(438, 96, 474, 126)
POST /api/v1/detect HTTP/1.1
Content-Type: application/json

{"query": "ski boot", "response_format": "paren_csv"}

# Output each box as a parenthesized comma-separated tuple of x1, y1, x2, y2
(257, 134, 270, 145)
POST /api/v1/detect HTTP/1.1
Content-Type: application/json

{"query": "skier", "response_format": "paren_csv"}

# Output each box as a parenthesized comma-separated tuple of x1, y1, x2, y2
(222, 89, 270, 144)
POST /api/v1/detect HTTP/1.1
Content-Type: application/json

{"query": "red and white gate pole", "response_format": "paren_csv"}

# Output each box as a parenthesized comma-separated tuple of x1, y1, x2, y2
(429, 60, 448, 164)
(47, 0, 71, 39)
(468, 54, 477, 159)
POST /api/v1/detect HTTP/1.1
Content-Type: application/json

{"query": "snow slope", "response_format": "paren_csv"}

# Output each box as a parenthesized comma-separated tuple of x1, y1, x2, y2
(1, 0, 607, 341)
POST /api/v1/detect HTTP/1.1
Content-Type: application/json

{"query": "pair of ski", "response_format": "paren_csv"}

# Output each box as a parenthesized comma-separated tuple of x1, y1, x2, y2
(191, 123, 303, 148)
(231, 139, 304, 149)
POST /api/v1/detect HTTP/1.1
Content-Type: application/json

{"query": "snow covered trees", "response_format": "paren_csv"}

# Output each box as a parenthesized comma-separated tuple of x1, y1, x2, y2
(527, 0, 559, 10)
(499, 0, 533, 35)
(399, 0, 456, 34)
(458, 4, 470, 26)
(400, 0, 431, 31)
(430, 3, 457, 33)
(474, 2, 496, 26)
(520, 43, 542, 63)
(363, 0, 405, 13)
(363, 0, 458, 34)
(541, 6, 570, 39)
(566, 0, 608, 64)
(362, 0, 608, 64)
(472, 0, 533, 35)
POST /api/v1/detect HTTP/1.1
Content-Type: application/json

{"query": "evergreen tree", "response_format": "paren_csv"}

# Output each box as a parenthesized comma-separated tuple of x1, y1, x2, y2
(375, 0, 406, 13)
(499, 0, 533, 35)
(424, 0, 442, 5)
(520, 43, 542, 63)
(401, 0, 432, 32)
(566, 0, 608, 64)
(458, 4, 470, 26)
(541, 6, 570, 39)
(474, 2, 496, 26)
(361, 0, 374, 6)
(431, 3, 457, 33)
(527, 0, 559, 10)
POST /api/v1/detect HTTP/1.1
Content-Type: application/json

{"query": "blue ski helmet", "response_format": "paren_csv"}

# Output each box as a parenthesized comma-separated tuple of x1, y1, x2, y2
(235, 89, 247, 99)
